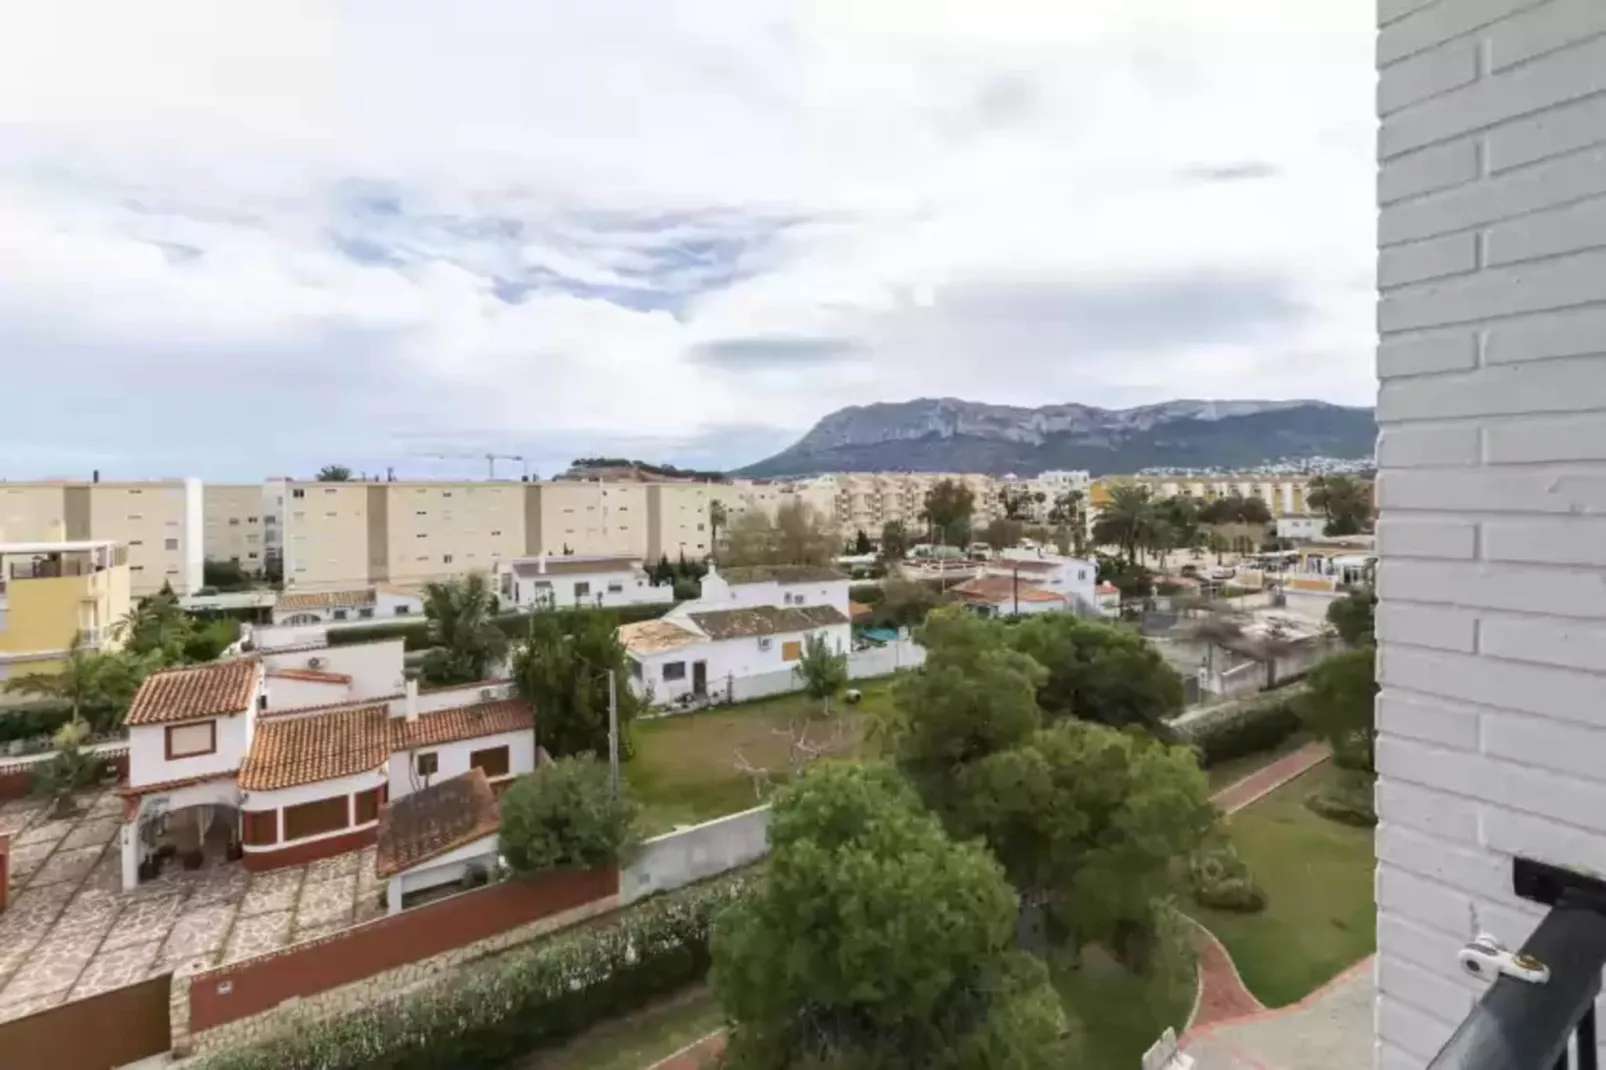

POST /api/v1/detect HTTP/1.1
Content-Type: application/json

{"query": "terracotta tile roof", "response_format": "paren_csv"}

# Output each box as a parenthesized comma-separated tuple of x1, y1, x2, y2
(266, 668, 353, 685)
(617, 618, 703, 655)
(126, 659, 261, 726)
(258, 694, 404, 720)
(716, 565, 848, 586)
(375, 769, 500, 879)
(688, 603, 848, 640)
(849, 601, 875, 622)
(275, 588, 377, 613)
(118, 770, 239, 799)
(985, 558, 1057, 573)
(239, 704, 390, 790)
(390, 698, 534, 749)
(511, 555, 640, 577)
(952, 575, 1067, 606)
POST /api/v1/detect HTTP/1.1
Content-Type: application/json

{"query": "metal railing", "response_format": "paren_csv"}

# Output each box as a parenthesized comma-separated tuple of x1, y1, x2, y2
(1427, 859, 1606, 1070)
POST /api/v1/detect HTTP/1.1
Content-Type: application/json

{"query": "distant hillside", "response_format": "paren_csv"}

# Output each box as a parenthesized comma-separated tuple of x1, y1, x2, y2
(739, 398, 1376, 478)
(564, 458, 728, 483)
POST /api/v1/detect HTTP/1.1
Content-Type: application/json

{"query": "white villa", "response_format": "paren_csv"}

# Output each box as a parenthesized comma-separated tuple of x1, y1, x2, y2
(494, 554, 674, 611)
(618, 564, 852, 706)
(271, 586, 423, 628)
(953, 550, 1100, 618)
(116, 634, 536, 909)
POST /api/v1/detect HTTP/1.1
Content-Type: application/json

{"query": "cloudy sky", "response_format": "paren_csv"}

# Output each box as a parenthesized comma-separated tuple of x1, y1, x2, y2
(0, 0, 1375, 481)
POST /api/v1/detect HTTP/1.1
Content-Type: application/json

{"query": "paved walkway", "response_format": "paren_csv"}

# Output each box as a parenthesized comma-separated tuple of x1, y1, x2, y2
(1182, 960, 1374, 1070)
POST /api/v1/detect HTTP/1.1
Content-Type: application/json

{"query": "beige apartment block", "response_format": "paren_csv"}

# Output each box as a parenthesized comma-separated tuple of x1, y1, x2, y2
(202, 483, 270, 575)
(645, 483, 712, 563)
(0, 479, 203, 596)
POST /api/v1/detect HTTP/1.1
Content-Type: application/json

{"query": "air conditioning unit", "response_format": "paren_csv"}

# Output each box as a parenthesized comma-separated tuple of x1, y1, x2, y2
(308, 656, 326, 670)
(480, 688, 497, 701)
(758, 637, 773, 651)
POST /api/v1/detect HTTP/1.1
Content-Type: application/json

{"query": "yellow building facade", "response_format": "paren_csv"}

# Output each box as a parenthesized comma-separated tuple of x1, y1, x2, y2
(0, 539, 132, 683)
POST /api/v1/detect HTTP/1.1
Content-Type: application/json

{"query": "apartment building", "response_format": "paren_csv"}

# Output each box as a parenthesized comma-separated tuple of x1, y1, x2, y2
(1089, 473, 1314, 516)
(203, 483, 271, 575)
(0, 479, 203, 596)
(273, 479, 714, 590)
(0, 539, 132, 683)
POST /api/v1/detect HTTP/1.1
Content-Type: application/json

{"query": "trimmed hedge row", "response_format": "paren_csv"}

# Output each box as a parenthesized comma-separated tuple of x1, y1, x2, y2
(1170, 688, 1305, 768)
(195, 872, 747, 1070)
(0, 703, 77, 745)
(325, 602, 676, 652)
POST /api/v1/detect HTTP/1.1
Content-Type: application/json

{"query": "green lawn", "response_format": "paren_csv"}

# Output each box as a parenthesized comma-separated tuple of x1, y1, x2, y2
(629, 680, 896, 834)
(516, 986, 723, 1070)
(1192, 761, 1376, 1007)
(1057, 948, 1194, 1067)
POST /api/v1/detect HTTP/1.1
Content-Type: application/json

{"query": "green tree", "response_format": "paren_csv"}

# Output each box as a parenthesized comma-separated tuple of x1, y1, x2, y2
(1006, 613, 1186, 730)
(5, 632, 153, 731)
(982, 516, 1026, 551)
(878, 519, 910, 562)
(1156, 496, 1202, 560)
(315, 465, 352, 481)
(1048, 489, 1088, 557)
(794, 632, 850, 715)
(1090, 485, 1160, 565)
(512, 607, 643, 758)
(419, 572, 509, 686)
(713, 762, 1078, 1069)
(1240, 495, 1273, 526)
(202, 558, 255, 591)
(497, 756, 639, 875)
(115, 586, 195, 663)
(870, 577, 952, 630)
(1301, 645, 1378, 775)
(30, 721, 109, 817)
(723, 502, 835, 567)
(1307, 475, 1372, 536)
(921, 479, 976, 548)
(1327, 586, 1377, 647)
(851, 528, 873, 556)
(709, 499, 728, 558)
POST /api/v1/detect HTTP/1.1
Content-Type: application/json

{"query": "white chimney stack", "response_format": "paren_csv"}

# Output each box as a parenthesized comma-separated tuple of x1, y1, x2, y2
(404, 678, 418, 723)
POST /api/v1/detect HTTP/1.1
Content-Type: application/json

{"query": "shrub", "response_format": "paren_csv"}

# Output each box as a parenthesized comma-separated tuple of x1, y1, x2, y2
(849, 583, 886, 606)
(498, 757, 639, 875)
(1173, 690, 1303, 768)
(194, 873, 748, 1070)
(325, 604, 676, 652)
(1305, 769, 1378, 828)
(1189, 837, 1266, 913)
(0, 703, 75, 746)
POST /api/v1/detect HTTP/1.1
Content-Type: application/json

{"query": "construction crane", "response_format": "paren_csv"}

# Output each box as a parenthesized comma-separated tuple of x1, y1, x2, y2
(416, 452, 532, 480)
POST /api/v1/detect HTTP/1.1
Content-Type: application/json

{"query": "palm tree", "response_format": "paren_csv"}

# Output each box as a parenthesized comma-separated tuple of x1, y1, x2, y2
(709, 500, 728, 560)
(5, 632, 151, 730)
(1049, 490, 1088, 557)
(113, 585, 193, 663)
(420, 572, 510, 686)
(1090, 485, 1160, 566)
(1307, 475, 1372, 537)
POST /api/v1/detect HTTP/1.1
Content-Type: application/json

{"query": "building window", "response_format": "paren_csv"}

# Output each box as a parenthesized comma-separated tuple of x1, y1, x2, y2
(415, 752, 439, 777)
(354, 786, 383, 824)
(130, 540, 143, 547)
(292, 488, 305, 499)
(333, 609, 348, 621)
(128, 513, 144, 521)
(248, 516, 257, 524)
(782, 640, 803, 662)
(359, 607, 374, 619)
(663, 661, 687, 681)
(574, 582, 591, 598)
(283, 796, 349, 841)
(470, 745, 510, 779)
(228, 518, 240, 526)
(165, 720, 216, 759)
(243, 810, 277, 846)
(395, 605, 412, 616)
(607, 583, 623, 594)
(490, 530, 501, 537)
(628, 659, 642, 680)
(443, 554, 454, 564)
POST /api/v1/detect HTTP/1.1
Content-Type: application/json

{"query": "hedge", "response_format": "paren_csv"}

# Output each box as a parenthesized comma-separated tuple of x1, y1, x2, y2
(325, 602, 677, 652)
(0, 703, 77, 745)
(1170, 688, 1305, 768)
(194, 872, 748, 1070)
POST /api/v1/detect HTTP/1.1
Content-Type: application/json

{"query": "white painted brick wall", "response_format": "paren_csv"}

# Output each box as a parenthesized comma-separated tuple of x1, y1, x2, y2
(1376, 1, 1606, 1065)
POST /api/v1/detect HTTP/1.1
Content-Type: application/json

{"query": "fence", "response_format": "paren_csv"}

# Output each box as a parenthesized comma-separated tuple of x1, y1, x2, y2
(621, 805, 770, 904)
(0, 744, 128, 802)
(0, 973, 171, 1070)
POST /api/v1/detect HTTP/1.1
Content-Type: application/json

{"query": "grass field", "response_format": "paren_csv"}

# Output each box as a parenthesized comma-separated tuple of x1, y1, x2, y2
(1192, 760, 1376, 1007)
(628, 680, 896, 834)
(1057, 947, 1194, 1067)
(516, 987, 723, 1070)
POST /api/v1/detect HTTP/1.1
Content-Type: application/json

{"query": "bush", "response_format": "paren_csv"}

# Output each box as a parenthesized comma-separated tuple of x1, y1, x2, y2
(0, 703, 75, 745)
(1189, 838, 1266, 913)
(849, 583, 886, 606)
(1173, 690, 1303, 768)
(1305, 770, 1377, 828)
(194, 873, 749, 1070)
(498, 758, 639, 875)
(325, 603, 677, 652)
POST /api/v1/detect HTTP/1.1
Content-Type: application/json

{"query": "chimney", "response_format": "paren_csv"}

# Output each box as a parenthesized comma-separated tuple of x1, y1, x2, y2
(537, 552, 548, 575)
(404, 678, 418, 723)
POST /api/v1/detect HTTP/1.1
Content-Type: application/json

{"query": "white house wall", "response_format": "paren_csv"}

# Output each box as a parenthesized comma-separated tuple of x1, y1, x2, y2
(636, 623, 852, 704)
(389, 834, 500, 913)
(684, 575, 850, 617)
(251, 623, 328, 652)
(386, 728, 534, 800)
(263, 639, 406, 701)
(504, 567, 673, 611)
(263, 675, 348, 711)
(128, 705, 256, 790)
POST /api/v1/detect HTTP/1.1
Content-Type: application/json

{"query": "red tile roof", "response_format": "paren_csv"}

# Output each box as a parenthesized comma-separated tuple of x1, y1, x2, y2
(951, 575, 1067, 605)
(125, 659, 260, 726)
(390, 699, 534, 750)
(374, 769, 500, 879)
(267, 668, 353, 685)
(239, 704, 390, 791)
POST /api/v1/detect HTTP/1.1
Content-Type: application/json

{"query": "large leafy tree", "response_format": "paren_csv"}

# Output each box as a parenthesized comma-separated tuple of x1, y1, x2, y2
(6, 632, 154, 731)
(713, 762, 1078, 1069)
(921, 478, 976, 548)
(794, 632, 849, 715)
(708, 499, 729, 558)
(512, 607, 643, 758)
(723, 502, 835, 567)
(419, 572, 509, 686)
(1090, 485, 1160, 565)
(1327, 585, 1377, 647)
(1047, 489, 1088, 557)
(497, 755, 638, 875)
(1307, 475, 1372, 536)
(1006, 613, 1185, 730)
(878, 519, 910, 563)
(115, 585, 195, 664)
(315, 464, 353, 481)
(1301, 645, 1378, 774)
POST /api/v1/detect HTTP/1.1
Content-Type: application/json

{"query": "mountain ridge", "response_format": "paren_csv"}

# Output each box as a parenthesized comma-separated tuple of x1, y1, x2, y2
(739, 397, 1376, 478)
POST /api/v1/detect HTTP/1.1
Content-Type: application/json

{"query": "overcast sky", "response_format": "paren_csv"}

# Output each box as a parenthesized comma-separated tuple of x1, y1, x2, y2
(0, 0, 1375, 481)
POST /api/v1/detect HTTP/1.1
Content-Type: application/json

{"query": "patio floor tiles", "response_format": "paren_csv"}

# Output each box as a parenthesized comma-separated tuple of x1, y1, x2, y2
(13, 817, 74, 849)
(5, 841, 55, 884)
(59, 818, 119, 852)
(0, 808, 38, 838)
(80, 853, 122, 895)
(68, 939, 164, 1001)
(294, 875, 356, 931)
(99, 893, 187, 953)
(85, 793, 123, 818)
(30, 845, 106, 888)
(160, 903, 236, 962)
(1, 940, 96, 1006)
(237, 867, 305, 917)
(53, 887, 123, 944)
(306, 850, 361, 884)
(222, 909, 293, 963)
(187, 866, 251, 909)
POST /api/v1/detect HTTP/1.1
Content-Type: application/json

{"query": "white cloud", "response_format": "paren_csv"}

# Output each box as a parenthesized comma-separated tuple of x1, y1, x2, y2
(0, 0, 1375, 478)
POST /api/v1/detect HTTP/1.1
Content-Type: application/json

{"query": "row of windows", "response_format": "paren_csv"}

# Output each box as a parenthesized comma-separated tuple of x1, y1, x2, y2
(413, 744, 509, 779)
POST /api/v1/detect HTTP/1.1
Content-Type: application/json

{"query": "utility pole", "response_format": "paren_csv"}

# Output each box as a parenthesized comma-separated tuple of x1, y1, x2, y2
(607, 669, 620, 797)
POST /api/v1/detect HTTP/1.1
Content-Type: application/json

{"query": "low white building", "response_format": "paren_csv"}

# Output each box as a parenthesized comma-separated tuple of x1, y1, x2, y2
(1275, 515, 1325, 541)
(951, 574, 1069, 618)
(984, 550, 1098, 611)
(495, 554, 674, 611)
(619, 564, 853, 706)
(272, 586, 422, 628)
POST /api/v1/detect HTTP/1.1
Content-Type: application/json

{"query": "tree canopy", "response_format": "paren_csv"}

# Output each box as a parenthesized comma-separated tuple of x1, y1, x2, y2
(1326, 586, 1377, 647)
(1005, 613, 1185, 730)
(315, 465, 353, 481)
(794, 632, 850, 714)
(512, 606, 642, 758)
(921, 479, 976, 547)
(713, 762, 1077, 1069)
(419, 572, 509, 686)
(1307, 475, 1372, 536)
(1300, 645, 1378, 775)
(1090, 485, 1161, 565)
(497, 756, 638, 875)
(723, 502, 835, 567)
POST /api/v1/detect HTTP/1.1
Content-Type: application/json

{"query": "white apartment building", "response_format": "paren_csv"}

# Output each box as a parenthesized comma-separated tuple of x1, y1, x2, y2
(0, 478, 203, 596)
(1375, 1, 1606, 1066)
(493, 554, 674, 611)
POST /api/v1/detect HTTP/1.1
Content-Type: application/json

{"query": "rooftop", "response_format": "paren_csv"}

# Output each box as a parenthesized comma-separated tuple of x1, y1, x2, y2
(511, 555, 641, 577)
(951, 575, 1067, 605)
(390, 698, 534, 749)
(0, 539, 121, 555)
(618, 618, 704, 655)
(687, 603, 848, 640)
(125, 659, 261, 726)
(238, 703, 391, 790)
(375, 769, 501, 879)
(714, 565, 849, 586)
(275, 588, 378, 612)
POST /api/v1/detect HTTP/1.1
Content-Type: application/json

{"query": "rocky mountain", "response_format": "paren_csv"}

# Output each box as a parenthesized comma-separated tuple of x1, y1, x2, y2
(739, 398, 1376, 478)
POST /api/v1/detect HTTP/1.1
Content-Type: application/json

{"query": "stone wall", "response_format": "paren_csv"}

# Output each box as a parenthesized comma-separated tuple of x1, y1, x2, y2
(621, 805, 770, 904)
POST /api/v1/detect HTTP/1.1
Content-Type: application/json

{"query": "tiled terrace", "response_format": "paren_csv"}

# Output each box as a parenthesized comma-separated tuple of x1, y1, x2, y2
(0, 790, 384, 1024)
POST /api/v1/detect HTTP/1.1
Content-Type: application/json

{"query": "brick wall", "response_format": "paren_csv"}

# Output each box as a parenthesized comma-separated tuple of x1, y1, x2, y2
(1375, 1, 1606, 1067)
